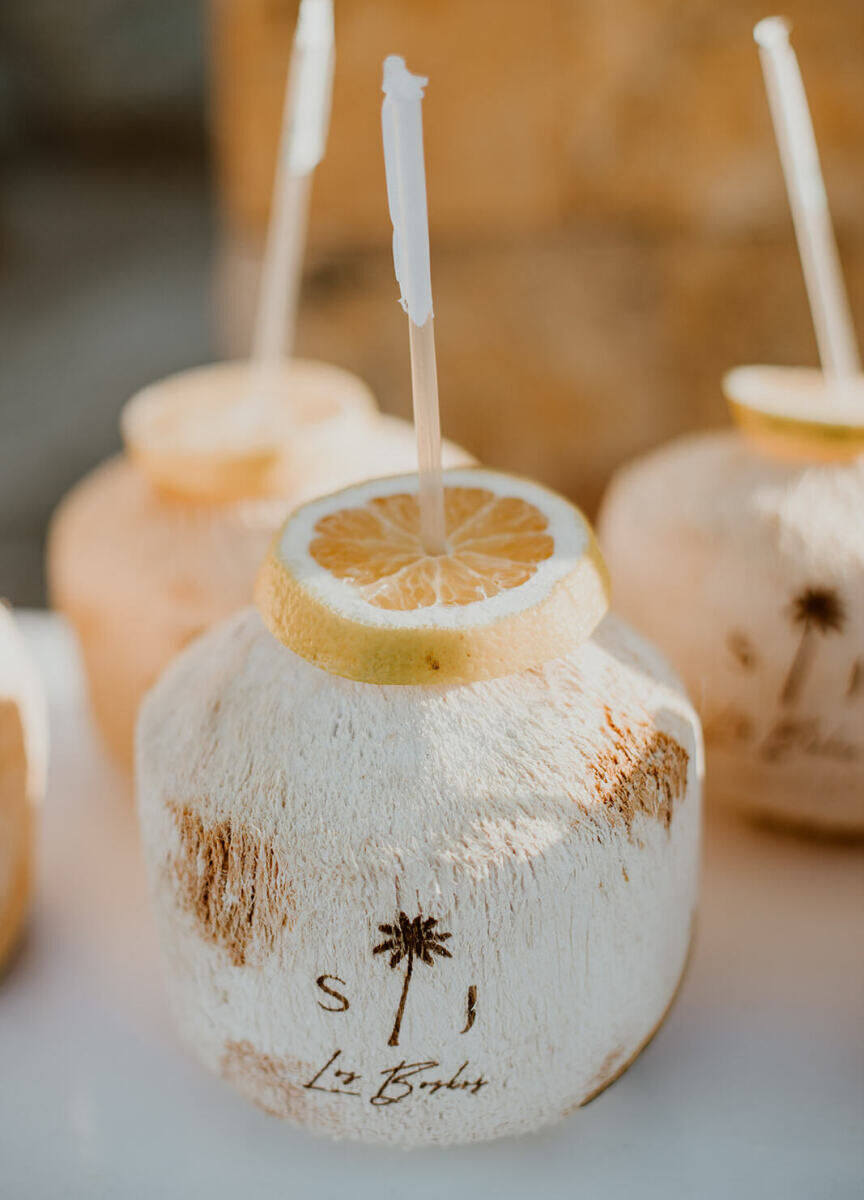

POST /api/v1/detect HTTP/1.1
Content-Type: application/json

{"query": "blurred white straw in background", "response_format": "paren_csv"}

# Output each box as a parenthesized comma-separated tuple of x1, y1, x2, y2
(247, 0, 335, 416)
(754, 16, 860, 388)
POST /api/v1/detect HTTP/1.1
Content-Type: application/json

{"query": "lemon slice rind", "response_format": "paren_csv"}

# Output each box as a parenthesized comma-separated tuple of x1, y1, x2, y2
(122, 359, 378, 502)
(724, 365, 864, 462)
(256, 468, 611, 686)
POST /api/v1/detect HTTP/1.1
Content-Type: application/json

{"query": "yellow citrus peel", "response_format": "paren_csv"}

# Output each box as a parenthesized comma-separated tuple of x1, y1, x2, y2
(256, 468, 610, 685)
(725, 365, 864, 463)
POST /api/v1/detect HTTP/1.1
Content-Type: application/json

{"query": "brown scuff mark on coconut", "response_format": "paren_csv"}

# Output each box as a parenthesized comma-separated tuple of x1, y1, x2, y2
(561, 1046, 626, 1116)
(221, 1040, 320, 1123)
(587, 1046, 626, 1093)
(588, 706, 689, 834)
(169, 803, 294, 966)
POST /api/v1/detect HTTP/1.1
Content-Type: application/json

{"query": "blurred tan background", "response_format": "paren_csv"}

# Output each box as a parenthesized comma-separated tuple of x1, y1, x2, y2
(2, 0, 864, 602)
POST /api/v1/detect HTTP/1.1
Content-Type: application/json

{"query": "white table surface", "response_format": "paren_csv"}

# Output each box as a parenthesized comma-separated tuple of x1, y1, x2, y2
(1, 612, 862, 1199)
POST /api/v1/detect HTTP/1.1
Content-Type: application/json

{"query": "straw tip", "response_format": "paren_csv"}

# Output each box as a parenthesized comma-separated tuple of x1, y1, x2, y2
(296, 0, 334, 47)
(382, 55, 428, 101)
(754, 16, 792, 48)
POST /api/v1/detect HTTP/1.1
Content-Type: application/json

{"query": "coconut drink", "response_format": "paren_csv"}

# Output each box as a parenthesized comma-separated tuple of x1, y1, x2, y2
(600, 20, 864, 836)
(599, 370, 864, 835)
(135, 56, 703, 1147)
(136, 475, 702, 1145)
(47, 2, 472, 770)
(0, 606, 47, 969)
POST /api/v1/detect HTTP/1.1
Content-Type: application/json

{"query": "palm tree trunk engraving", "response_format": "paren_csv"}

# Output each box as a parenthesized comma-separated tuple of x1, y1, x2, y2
(781, 622, 814, 706)
(374, 912, 452, 1049)
(388, 951, 413, 1046)
(461, 985, 477, 1034)
(848, 659, 863, 699)
(781, 588, 846, 707)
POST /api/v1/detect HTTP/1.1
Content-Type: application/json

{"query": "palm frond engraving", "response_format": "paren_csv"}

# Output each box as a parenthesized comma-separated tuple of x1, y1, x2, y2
(373, 912, 452, 1047)
(848, 659, 863, 699)
(781, 586, 846, 706)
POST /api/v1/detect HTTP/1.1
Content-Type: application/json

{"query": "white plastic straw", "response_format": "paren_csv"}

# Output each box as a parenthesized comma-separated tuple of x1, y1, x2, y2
(246, 0, 335, 415)
(382, 55, 447, 556)
(754, 16, 860, 385)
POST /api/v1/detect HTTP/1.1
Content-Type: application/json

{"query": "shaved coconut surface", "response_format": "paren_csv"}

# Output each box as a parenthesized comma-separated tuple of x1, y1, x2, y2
(136, 607, 702, 1146)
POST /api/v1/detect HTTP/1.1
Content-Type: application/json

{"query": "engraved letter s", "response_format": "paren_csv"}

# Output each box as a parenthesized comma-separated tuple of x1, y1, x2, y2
(316, 974, 350, 1012)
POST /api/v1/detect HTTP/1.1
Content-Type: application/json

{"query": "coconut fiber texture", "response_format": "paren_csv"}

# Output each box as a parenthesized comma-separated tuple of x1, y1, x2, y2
(136, 607, 702, 1146)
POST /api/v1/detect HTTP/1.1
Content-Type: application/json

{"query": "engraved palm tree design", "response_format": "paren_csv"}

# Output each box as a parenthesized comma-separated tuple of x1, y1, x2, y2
(781, 586, 846, 706)
(373, 912, 452, 1047)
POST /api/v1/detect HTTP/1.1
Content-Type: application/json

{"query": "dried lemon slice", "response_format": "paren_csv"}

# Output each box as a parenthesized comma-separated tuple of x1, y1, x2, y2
(122, 359, 378, 502)
(725, 365, 864, 462)
(256, 468, 610, 684)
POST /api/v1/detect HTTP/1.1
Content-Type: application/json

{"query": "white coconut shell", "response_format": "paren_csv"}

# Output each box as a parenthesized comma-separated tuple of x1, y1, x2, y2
(48, 417, 474, 769)
(0, 607, 47, 969)
(599, 431, 864, 835)
(136, 607, 702, 1146)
